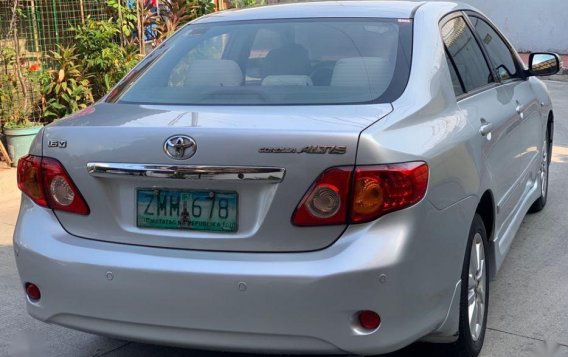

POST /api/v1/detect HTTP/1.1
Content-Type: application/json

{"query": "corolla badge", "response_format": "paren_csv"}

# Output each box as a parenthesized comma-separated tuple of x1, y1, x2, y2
(164, 135, 197, 160)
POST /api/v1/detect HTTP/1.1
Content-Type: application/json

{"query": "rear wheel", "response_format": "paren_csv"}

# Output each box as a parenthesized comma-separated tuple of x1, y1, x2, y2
(529, 126, 551, 213)
(449, 214, 489, 357)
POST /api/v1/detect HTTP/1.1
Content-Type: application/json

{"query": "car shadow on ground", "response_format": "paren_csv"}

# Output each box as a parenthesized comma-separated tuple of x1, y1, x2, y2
(107, 341, 456, 357)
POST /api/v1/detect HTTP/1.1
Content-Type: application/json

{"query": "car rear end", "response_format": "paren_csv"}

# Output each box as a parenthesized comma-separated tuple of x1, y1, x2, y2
(12, 3, 457, 355)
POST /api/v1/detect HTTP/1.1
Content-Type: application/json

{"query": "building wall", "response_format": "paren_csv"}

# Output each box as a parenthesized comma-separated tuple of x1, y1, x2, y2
(273, 0, 567, 53)
(429, 0, 568, 53)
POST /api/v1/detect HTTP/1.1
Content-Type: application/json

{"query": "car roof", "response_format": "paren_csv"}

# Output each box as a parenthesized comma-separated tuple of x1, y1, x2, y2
(193, 1, 434, 23)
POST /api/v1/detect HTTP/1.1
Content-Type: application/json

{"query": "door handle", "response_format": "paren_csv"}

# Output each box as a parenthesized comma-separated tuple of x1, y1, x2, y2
(479, 122, 493, 136)
(516, 100, 525, 119)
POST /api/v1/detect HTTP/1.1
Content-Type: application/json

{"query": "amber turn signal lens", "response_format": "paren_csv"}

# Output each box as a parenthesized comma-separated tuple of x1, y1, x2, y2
(352, 177, 384, 216)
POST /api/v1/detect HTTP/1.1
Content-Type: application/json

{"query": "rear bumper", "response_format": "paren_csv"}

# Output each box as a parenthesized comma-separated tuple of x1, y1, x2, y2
(13, 196, 475, 355)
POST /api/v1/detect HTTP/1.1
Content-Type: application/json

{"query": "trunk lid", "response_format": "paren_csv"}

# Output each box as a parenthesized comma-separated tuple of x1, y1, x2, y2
(43, 103, 391, 252)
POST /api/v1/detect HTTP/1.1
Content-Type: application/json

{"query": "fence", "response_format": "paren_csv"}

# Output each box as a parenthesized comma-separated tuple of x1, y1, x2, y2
(0, 0, 109, 63)
(0, 0, 111, 123)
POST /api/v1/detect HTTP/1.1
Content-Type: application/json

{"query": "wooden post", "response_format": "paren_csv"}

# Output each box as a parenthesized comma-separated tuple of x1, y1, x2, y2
(79, 0, 86, 24)
(10, 0, 29, 119)
(117, 0, 124, 47)
(136, 0, 145, 55)
(51, 0, 60, 46)
(29, 0, 41, 55)
(0, 141, 12, 167)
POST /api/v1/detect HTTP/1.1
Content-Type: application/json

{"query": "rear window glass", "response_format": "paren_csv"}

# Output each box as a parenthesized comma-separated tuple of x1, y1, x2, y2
(112, 18, 412, 105)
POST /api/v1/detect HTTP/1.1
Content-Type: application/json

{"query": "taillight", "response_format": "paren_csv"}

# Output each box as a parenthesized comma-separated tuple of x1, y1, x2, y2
(17, 155, 47, 207)
(351, 162, 428, 223)
(291, 167, 352, 226)
(292, 162, 428, 226)
(17, 155, 90, 215)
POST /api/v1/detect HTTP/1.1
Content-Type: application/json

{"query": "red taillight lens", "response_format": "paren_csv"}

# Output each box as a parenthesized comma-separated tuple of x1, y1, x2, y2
(41, 157, 90, 215)
(17, 155, 90, 215)
(292, 167, 352, 226)
(17, 155, 47, 207)
(351, 162, 428, 223)
(292, 162, 428, 226)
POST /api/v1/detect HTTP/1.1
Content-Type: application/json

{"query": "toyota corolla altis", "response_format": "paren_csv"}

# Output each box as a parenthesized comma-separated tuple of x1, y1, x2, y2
(14, 1, 560, 356)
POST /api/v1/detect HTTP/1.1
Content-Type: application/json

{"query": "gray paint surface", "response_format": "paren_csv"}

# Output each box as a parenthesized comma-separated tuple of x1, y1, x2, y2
(1, 79, 567, 356)
(429, 0, 568, 53)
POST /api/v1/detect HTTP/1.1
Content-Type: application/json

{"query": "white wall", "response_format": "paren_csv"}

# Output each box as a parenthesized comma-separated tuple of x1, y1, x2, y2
(273, 0, 568, 53)
(430, 0, 568, 53)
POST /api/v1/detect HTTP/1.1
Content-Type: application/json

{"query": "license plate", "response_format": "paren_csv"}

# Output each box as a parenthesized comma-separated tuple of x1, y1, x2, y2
(136, 189, 238, 232)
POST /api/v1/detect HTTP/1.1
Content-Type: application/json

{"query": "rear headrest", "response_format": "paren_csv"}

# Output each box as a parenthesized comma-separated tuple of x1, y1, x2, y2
(185, 59, 243, 86)
(261, 75, 313, 86)
(262, 44, 311, 77)
(331, 57, 394, 94)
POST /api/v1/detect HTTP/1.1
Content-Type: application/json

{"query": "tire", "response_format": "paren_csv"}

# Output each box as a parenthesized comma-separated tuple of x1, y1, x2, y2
(448, 214, 489, 357)
(529, 125, 551, 213)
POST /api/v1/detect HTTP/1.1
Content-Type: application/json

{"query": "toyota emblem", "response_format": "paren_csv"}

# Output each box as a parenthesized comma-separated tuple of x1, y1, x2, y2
(164, 135, 197, 160)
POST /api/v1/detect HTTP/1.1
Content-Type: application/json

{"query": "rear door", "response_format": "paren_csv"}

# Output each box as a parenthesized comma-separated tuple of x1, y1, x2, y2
(441, 14, 525, 235)
(467, 13, 542, 191)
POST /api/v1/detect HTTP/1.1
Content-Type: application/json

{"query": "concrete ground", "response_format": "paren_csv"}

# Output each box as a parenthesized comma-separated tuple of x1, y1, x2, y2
(1, 81, 568, 357)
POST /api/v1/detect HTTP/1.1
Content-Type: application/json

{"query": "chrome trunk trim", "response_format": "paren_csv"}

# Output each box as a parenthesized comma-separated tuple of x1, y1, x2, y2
(87, 163, 285, 183)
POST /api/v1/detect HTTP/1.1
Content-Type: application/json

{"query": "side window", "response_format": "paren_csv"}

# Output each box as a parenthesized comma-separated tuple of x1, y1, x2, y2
(441, 16, 494, 93)
(446, 53, 465, 96)
(469, 16, 518, 81)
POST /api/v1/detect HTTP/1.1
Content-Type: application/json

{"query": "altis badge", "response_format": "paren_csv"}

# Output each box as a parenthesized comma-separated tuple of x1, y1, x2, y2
(258, 145, 347, 154)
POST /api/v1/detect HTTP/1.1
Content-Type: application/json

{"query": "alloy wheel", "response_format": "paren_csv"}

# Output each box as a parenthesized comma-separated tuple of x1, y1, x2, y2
(467, 232, 486, 342)
(541, 138, 549, 199)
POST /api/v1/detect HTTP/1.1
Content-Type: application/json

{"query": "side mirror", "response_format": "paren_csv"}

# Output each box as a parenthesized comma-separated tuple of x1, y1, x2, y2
(529, 53, 561, 77)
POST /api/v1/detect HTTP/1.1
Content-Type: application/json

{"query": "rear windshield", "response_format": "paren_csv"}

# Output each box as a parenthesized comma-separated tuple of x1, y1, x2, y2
(112, 18, 413, 105)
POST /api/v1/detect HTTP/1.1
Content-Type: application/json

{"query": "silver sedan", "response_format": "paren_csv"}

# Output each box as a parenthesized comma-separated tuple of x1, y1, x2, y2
(13, 1, 560, 356)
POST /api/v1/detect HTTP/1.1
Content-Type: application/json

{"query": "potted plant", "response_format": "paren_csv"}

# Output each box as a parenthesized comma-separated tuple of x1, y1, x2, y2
(0, 50, 43, 166)
(1, 1, 44, 166)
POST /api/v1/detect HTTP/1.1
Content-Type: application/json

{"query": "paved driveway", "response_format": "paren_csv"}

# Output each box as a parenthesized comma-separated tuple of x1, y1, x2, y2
(1, 81, 568, 357)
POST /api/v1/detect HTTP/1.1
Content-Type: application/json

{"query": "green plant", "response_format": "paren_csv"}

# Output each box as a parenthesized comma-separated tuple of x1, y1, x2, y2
(0, 73, 31, 129)
(157, 0, 215, 40)
(40, 46, 94, 121)
(191, 0, 216, 17)
(0, 0, 42, 129)
(71, 17, 140, 99)
(0, 47, 39, 129)
(229, 0, 265, 9)
(106, 0, 138, 38)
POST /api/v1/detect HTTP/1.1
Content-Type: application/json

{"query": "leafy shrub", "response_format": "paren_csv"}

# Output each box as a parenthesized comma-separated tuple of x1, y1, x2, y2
(0, 48, 40, 129)
(106, 0, 138, 37)
(40, 46, 94, 121)
(157, 0, 215, 40)
(230, 0, 265, 8)
(71, 17, 140, 99)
